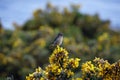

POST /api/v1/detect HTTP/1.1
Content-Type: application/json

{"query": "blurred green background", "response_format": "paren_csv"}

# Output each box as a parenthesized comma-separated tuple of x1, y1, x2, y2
(0, 2, 120, 80)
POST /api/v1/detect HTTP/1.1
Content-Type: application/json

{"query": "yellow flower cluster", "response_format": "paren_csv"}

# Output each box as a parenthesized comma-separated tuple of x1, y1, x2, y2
(98, 33, 109, 43)
(26, 67, 45, 80)
(82, 57, 120, 80)
(69, 58, 80, 68)
(82, 61, 95, 76)
(26, 45, 120, 80)
(97, 32, 110, 50)
(49, 46, 69, 65)
(26, 46, 80, 80)
(93, 57, 111, 77)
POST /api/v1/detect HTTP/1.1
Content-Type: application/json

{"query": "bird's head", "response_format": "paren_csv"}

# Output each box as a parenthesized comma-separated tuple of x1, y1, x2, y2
(58, 33, 63, 36)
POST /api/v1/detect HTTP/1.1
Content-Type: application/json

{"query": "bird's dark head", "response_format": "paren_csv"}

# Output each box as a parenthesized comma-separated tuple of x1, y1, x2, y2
(58, 33, 63, 36)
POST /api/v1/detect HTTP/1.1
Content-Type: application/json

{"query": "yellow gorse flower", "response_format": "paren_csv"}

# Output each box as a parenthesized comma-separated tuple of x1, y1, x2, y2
(35, 67, 42, 72)
(82, 61, 95, 75)
(69, 58, 80, 68)
(45, 64, 62, 75)
(26, 46, 80, 80)
(98, 32, 109, 43)
(65, 69, 74, 78)
(81, 57, 120, 80)
(26, 45, 120, 80)
(49, 46, 68, 65)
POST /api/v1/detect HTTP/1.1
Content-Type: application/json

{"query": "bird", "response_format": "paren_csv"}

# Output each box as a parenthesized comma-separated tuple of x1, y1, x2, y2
(50, 33, 63, 48)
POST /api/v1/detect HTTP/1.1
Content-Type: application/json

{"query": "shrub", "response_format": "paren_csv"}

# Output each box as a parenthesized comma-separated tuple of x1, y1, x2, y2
(26, 46, 120, 80)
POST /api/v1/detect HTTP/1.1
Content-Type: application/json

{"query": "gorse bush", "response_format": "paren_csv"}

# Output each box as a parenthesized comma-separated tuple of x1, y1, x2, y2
(26, 46, 120, 80)
(82, 58, 120, 80)
(26, 46, 80, 80)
